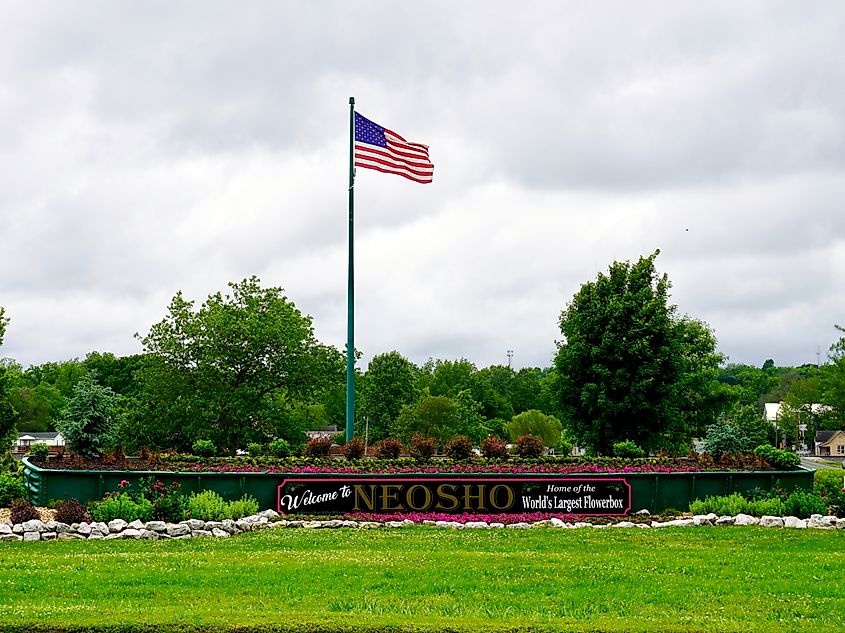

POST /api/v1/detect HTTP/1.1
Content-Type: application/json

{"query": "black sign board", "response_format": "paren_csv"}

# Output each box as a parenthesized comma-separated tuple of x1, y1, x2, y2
(277, 476, 631, 515)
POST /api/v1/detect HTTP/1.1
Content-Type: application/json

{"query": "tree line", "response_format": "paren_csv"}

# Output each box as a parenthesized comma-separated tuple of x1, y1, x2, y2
(1, 255, 843, 458)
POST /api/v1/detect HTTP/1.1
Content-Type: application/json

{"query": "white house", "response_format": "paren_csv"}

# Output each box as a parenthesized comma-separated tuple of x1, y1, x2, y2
(15, 431, 65, 452)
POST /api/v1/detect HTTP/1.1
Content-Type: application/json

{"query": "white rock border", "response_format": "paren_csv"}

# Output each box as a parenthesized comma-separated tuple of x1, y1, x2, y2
(1, 510, 843, 542)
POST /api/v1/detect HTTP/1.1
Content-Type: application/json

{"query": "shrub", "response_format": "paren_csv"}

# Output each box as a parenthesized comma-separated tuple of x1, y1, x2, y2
(480, 436, 509, 459)
(703, 421, 748, 460)
(187, 490, 230, 521)
(515, 434, 545, 458)
(27, 443, 50, 461)
(268, 438, 291, 458)
(556, 435, 574, 457)
(444, 435, 474, 460)
(137, 478, 187, 523)
(191, 439, 217, 457)
(754, 444, 800, 470)
(375, 437, 403, 459)
(55, 498, 90, 524)
(814, 469, 845, 517)
(0, 472, 26, 506)
(10, 498, 39, 524)
(91, 493, 154, 523)
(246, 442, 264, 457)
(689, 492, 750, 516)
(613, 440, 646, 459)
(342, 438, 366, 460)
(303, 436, 333, 458)
(410, 434, 437, 460)
(227, 494, 259, 520)
(782, 490, 828, 518)
(749, 496, 786, 517)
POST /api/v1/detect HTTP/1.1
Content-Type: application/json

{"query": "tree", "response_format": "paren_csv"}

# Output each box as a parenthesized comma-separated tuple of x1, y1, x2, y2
(134, 277, 335, 452)
(426, 359, 501, 421)
(555, 252, 723, 454)
(83, 352, 146, 398)
(55, 373, 120, 458)
(360, 351, 418, 442)
(725, 404, 772, 449)
(392, 394, 459, 445)
(670, 317, 729, 441)
(0, 308, 17, 451)
(506, 409, 563, 447)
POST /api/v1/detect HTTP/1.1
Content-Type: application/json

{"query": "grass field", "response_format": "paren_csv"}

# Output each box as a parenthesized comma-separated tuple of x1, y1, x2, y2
(1, 526, 844, 633)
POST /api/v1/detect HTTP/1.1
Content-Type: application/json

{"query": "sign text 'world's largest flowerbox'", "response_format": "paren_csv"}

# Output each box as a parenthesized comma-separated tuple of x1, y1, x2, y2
(277, 476, 631, 515)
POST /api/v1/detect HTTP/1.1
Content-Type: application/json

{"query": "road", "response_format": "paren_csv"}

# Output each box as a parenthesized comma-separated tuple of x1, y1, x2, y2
(800, 456, 843, 470)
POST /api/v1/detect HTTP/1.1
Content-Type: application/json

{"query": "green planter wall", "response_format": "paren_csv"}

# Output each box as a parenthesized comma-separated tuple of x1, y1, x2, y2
(22, 457, 815, 514)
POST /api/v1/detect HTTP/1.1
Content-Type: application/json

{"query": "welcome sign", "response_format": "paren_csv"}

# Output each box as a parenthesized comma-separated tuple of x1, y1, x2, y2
(277, 476, 631, 515)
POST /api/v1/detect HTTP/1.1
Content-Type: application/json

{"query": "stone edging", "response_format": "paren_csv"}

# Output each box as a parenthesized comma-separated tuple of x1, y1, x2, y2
(2, 510, 844, 542)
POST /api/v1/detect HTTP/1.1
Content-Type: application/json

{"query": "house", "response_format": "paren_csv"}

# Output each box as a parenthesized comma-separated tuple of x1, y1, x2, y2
(15, 431, 65, 453)
(814, 430, 845, 458)
(763, 402, 831, 453)
(304, 425, 339, 441)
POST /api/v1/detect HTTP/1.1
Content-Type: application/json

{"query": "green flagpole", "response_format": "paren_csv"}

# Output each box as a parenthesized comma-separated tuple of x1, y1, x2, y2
(346, 96, 356, 443)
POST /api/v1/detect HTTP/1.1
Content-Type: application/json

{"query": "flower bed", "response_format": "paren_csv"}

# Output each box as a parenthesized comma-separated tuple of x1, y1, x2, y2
(28, 452, 785, 474)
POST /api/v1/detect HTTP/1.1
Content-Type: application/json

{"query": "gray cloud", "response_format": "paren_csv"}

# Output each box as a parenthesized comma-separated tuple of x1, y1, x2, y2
(1, 1, 844, 371)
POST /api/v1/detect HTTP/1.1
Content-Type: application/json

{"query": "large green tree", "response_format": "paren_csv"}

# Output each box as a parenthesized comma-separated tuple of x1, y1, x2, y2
(0, 307, 17, 450)
(133, 277, 338, 453)
(360, 351, 418, 442)
(555, 252, 723, 454)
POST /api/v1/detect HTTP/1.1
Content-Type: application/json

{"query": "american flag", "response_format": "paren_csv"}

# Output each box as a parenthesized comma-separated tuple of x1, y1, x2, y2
(354, 112, 434, 184)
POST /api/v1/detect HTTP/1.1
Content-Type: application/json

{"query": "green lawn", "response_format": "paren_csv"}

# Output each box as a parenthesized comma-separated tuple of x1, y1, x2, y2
(1, 527, 843, 633)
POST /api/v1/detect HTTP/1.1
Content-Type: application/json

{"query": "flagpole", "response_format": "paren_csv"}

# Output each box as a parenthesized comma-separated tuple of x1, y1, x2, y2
(345, 96, 356, 442)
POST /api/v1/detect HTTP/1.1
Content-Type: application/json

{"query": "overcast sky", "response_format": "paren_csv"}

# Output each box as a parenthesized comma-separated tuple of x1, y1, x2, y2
(1, 2, 843, 371)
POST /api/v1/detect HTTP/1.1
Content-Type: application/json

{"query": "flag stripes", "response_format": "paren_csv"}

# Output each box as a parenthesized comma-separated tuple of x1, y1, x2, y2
(354, 112, 433, 184)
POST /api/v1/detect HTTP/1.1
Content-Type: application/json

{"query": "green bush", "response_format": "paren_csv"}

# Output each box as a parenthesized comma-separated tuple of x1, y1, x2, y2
(814, 469, 845, 517)
(782, 490, 828, 517)
(246, 442, 264, 457)
(227, 494, 259, 520)
(0, 472, 26, 506)
(754, 444, 800, 470)
(612, 440, 646, 459)
(268, 438, 291, 458)
(749, 496, 786, 517)
(187, 490, 230, 521)
(27, 443, 50, 461)
(444, 435, 473, 460)
(556, 436, 574, 457)
(91, 492, 154, 523)
(192, 439, 217, 457)
(691, 490, 827, 518)
(690, 493, 751, 516)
